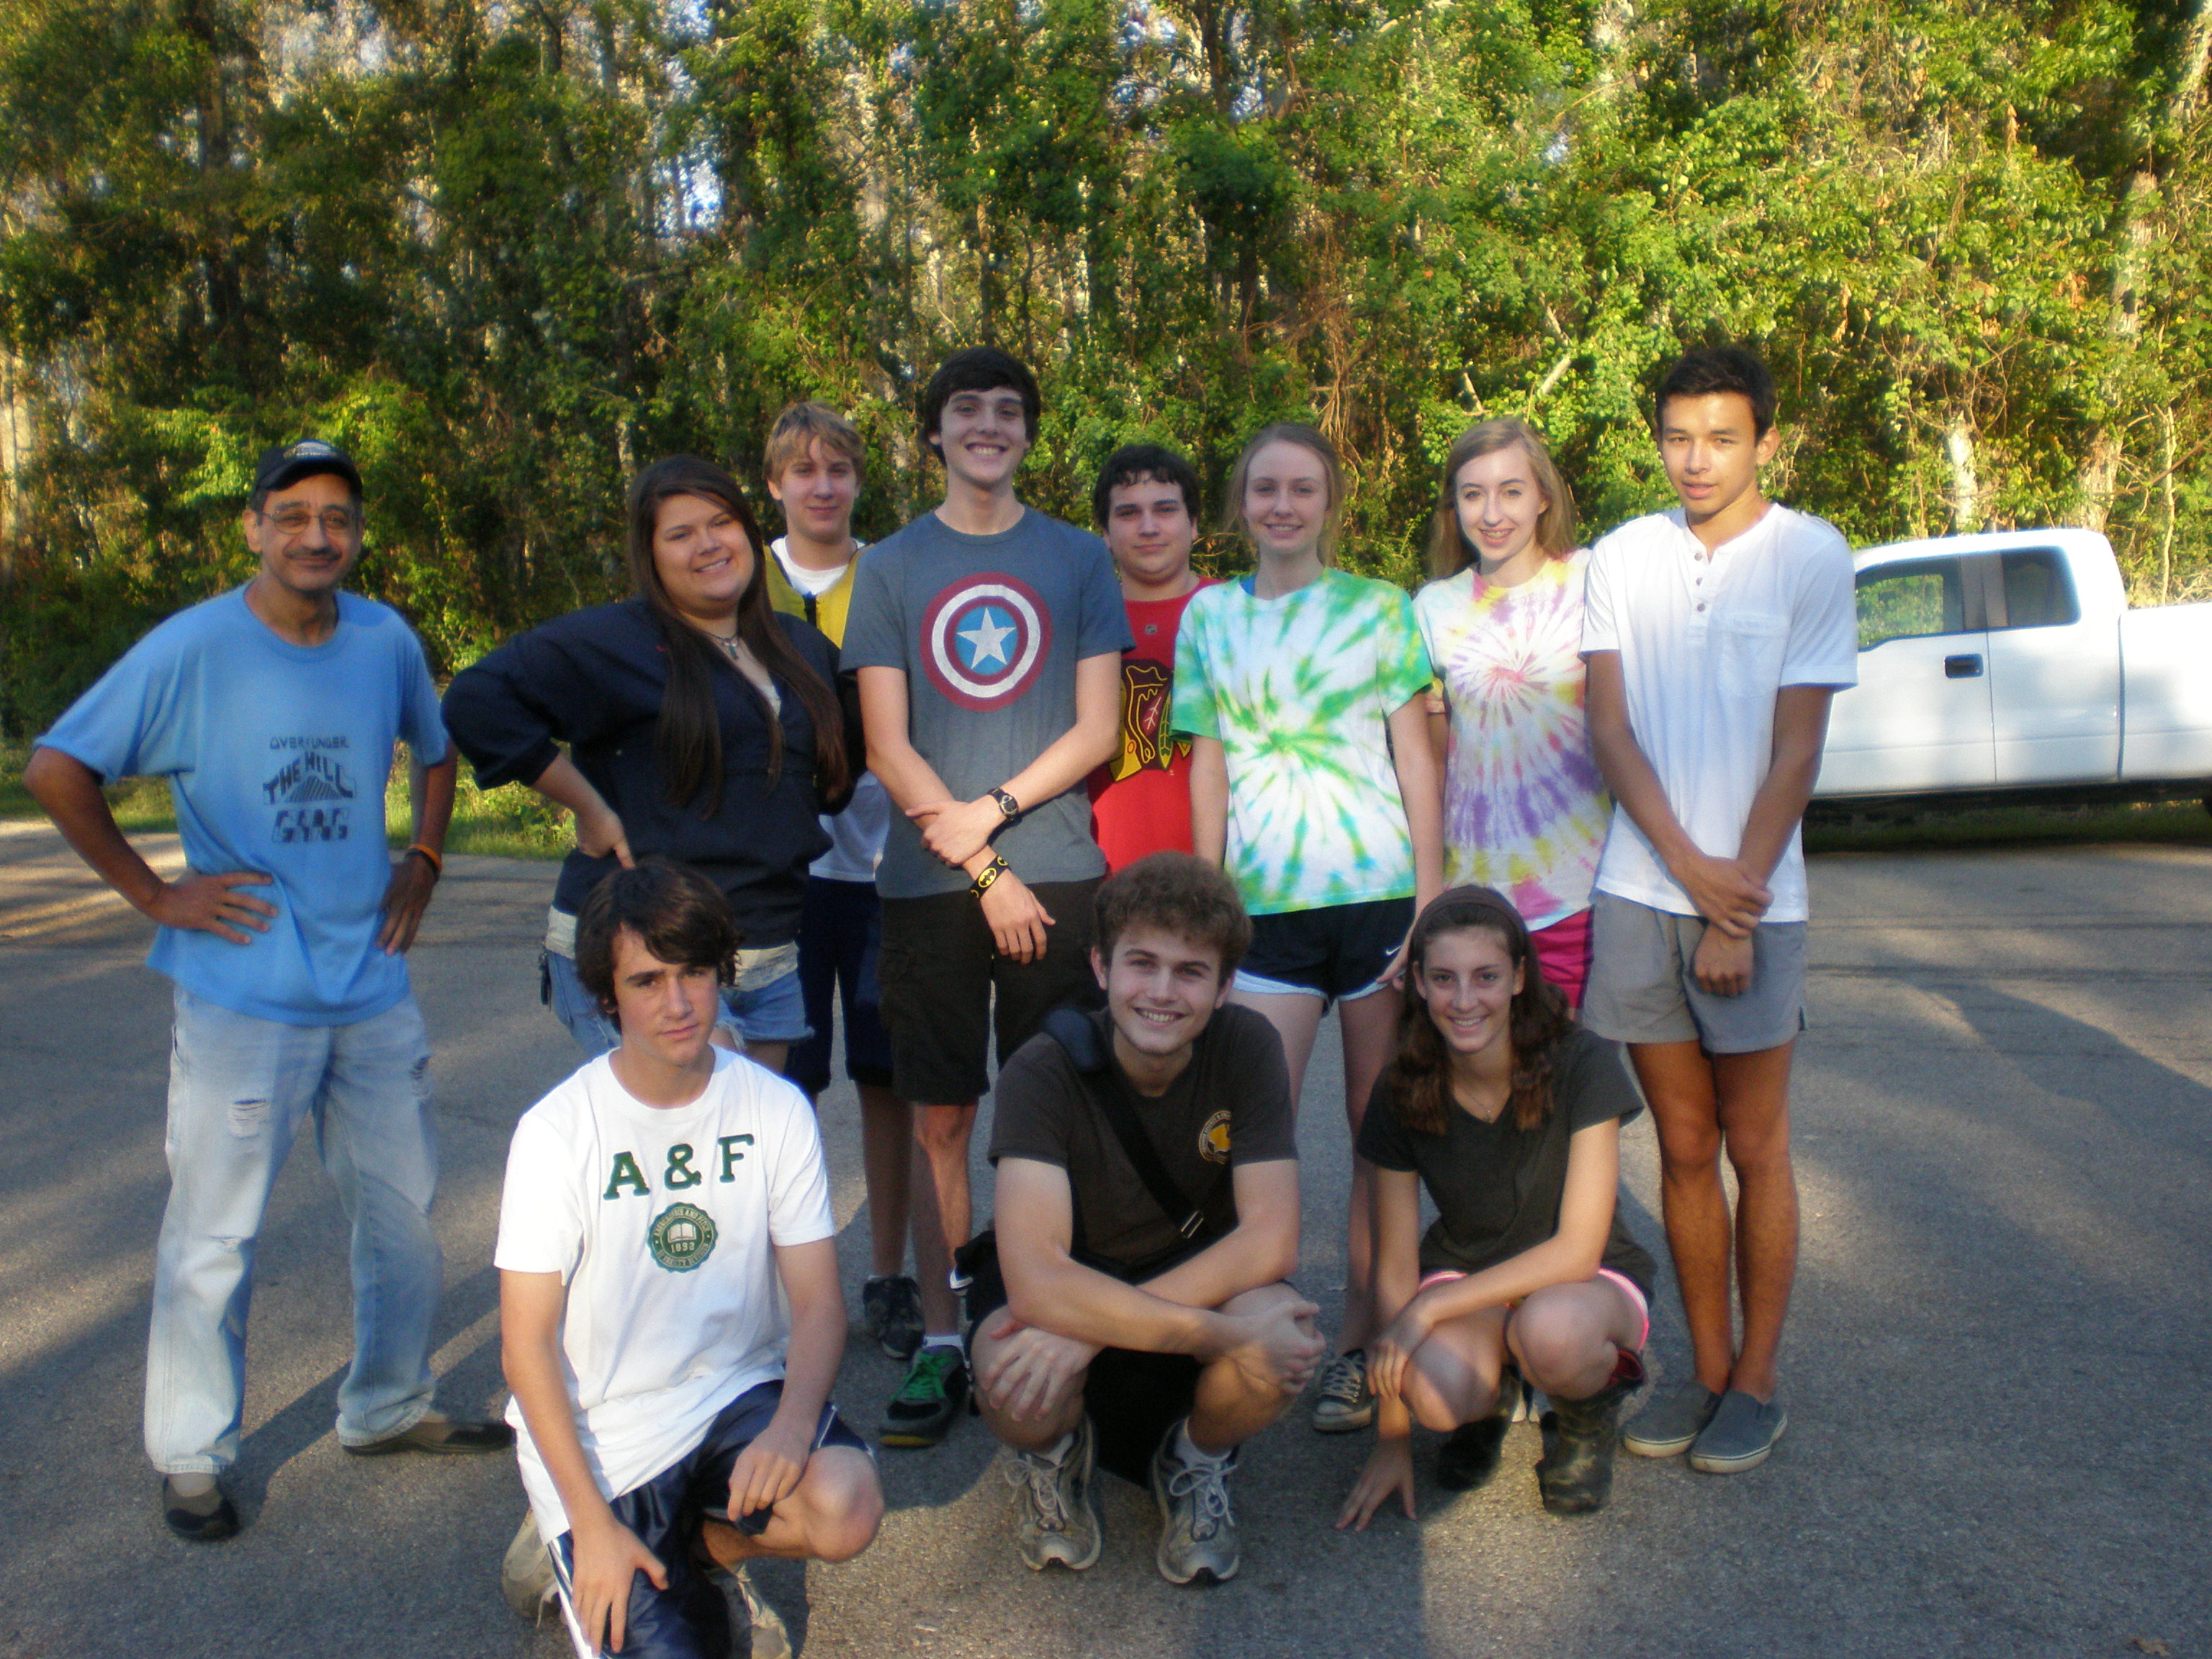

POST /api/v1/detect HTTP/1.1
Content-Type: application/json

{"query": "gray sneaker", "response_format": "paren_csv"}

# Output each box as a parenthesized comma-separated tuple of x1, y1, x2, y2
(1003, 1416, 1103, 1571)
(732, 1563, 792, 1659)
(1150, 1426, 1239, 1586)
(499, 1510, 557, 1624)
(1310, 1349, 1375, 1433)
(1622, 1382, 1722, 1458)
(1686, 1389, 1786, 1474)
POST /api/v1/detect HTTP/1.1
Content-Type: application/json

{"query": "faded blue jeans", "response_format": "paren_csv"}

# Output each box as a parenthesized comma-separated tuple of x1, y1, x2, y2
(145, 987, 442, 1475)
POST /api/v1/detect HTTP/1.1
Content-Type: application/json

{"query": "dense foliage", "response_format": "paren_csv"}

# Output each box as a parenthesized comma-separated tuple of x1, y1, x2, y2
(1, 0, 2207, 732)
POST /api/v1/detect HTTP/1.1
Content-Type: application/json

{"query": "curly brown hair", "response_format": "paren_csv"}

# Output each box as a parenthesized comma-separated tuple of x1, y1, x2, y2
(1092, 852, 1254, 981)
(1384, 886, 1575, 1136)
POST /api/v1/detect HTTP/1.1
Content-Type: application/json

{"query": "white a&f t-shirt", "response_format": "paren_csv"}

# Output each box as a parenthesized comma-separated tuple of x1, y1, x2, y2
(1580, 503, 1857, 924)
(495, 1050, 835, 1539)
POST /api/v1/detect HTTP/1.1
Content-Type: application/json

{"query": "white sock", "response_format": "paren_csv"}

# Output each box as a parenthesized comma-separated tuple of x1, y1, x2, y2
(1032, 1431, 1076, 1466)
(167, 1473, 217, 1498)
(1172, 1419, 1231, 1468)
(922, 1332, 966, 1357)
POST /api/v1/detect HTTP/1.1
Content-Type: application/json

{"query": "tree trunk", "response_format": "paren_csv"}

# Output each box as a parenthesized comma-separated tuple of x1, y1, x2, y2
(0, 348, 26, 578)
(1945, 418, 1981, 533)
(2077, 0, 2210, 527)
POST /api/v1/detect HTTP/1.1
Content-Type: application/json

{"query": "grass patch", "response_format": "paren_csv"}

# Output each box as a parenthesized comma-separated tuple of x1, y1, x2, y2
(1805, 796, 2212, 854)
(1, 739, 573, 860)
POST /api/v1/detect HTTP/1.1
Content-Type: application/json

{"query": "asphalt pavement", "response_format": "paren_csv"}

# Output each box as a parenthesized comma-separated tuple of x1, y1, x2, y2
(0, 819, 2206, 1658)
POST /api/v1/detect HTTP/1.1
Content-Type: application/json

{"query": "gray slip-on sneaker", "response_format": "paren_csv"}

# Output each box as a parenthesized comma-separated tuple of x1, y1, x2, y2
(1621, 1382, 1722, 1458)
(1686, 1389, 1786, 1474)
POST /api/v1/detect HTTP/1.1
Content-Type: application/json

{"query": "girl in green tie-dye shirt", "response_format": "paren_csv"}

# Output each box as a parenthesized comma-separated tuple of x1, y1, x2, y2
(1413, 418, 1611, 1007)
(1173, 421, 1444, 1434)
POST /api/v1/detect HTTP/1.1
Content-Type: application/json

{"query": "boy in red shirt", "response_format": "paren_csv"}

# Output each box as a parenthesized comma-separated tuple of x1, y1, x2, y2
(1086, 445, 1217, 870)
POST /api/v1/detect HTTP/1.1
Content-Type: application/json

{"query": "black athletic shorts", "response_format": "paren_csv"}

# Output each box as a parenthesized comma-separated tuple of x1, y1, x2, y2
(1236, 896, 1416, 1004)
(964, 1255, 1198, 1488)
(876, 878, 1103, 1105)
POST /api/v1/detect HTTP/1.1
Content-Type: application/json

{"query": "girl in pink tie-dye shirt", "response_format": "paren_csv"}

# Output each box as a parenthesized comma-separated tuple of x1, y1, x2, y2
(1413, 420, 1611, 1005)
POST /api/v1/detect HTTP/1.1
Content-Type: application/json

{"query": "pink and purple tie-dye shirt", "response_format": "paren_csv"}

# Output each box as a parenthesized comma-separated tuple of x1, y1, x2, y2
(1413, 552, 1611, 931)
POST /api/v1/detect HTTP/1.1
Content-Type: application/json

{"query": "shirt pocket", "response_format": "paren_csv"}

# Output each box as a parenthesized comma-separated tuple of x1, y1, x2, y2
(1714, 611, 1789, 701)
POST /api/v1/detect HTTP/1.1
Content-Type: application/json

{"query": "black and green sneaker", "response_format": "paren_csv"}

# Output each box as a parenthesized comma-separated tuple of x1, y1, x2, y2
(880, 1344, 970, 1449)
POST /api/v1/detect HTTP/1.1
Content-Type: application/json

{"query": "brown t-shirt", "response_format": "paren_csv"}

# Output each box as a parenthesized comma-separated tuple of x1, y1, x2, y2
(989, 1004, 1297, 1274)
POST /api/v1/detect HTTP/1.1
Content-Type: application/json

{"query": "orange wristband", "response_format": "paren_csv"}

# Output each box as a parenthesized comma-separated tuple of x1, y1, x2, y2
(405, 843, 444, 877)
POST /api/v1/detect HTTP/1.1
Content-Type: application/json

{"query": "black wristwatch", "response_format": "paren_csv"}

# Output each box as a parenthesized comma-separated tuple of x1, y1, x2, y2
(989, 786, 1021, 819)
(970, 855, 1011, 896)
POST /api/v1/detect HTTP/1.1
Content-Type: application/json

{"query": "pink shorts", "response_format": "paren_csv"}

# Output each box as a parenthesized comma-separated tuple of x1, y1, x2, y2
(1416, 1265, 1650, 1352)
(1530, 907, 1594, 1010)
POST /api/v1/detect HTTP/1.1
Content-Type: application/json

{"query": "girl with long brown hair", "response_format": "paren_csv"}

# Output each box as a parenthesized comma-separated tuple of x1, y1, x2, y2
(1335, 886, 1654, 1530)
(1413, 418, 1611, 1006)
(444, 455, 858, 1074)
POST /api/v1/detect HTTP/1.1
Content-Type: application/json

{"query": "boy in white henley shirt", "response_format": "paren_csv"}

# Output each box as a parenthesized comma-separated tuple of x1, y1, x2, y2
(1579, 346, 1856, 1477)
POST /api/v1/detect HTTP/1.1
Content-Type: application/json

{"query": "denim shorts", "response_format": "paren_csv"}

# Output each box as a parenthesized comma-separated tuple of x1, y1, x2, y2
(542, 945, 813, 1059)
(788, 876, 896, 1096)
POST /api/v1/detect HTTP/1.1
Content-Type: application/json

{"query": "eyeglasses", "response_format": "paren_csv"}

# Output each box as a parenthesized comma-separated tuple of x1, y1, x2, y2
(260, 507, 360, 538)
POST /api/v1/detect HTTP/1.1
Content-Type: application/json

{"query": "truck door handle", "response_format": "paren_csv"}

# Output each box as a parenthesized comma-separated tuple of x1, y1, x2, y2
(1944, 654, 1983, 678)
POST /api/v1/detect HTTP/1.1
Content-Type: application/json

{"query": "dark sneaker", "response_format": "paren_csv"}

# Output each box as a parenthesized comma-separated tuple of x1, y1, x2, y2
(1004, 1416, 1103, 1571)
(862, 1275, 926, 1362)
(1150, 1428, 1239, 1586)
(1686, 1389, 1786, 1474)
(879, 1346, 969, 1448)
(500, 1511, 558, 1623)
(1310, 1349, 1375, 1433)
(161, 1475, 239, 1543)
(1622, 1382, 1721, 1458)
(1436, 1416, 1511, 1492)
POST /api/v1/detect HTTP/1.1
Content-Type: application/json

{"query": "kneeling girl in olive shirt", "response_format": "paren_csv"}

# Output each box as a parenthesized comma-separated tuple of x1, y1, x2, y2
(972, 853, 1323, 1586)
(1338, 886, 1655, 1529)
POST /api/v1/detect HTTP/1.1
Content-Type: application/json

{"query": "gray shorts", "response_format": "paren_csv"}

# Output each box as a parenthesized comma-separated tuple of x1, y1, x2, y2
(1581, 891, 1806, 1054)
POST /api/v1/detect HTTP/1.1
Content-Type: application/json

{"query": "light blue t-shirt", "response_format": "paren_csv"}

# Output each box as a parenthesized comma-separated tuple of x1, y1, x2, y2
(37, 587, 449, 1026)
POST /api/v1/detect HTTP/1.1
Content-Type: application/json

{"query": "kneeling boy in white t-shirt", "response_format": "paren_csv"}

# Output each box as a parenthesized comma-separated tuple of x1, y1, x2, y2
(498, 858, 881, 1659)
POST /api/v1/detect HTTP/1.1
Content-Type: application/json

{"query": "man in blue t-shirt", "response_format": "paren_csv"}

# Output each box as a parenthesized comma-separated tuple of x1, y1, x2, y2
(24, 439, 513, 1544)
(842, 349, 1131, 1449)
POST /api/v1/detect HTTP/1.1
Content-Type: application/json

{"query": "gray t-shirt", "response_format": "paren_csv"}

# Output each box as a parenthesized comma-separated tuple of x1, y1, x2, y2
(842, 508, 1133, 899)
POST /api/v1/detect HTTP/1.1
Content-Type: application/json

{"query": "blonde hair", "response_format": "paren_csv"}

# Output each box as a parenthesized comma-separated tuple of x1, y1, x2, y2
(1223, 422, 1346, 567)
(763, 400, 866, 484)
(1426, 418, 1576, 578)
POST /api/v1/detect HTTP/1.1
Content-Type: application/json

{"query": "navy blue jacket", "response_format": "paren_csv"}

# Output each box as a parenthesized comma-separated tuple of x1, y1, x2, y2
(442, 600, 860, 946)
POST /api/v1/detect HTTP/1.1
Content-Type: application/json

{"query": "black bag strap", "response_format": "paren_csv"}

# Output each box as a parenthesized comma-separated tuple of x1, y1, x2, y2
(1040, 1007, 1213, 1244)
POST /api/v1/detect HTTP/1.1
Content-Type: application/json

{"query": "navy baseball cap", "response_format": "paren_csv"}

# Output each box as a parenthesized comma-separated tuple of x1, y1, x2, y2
(253, 439, 362, 499)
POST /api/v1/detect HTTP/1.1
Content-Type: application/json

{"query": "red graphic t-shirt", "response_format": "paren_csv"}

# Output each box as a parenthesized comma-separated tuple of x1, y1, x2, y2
(1087, 580, 1217, 871)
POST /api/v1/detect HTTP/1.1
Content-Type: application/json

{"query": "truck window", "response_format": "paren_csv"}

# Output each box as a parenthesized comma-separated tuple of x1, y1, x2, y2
(1994, 549, 2079, 629)
(1856, 557, 1968, 649)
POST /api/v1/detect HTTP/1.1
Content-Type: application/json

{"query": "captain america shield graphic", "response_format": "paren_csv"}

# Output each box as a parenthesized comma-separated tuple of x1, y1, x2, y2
(920, 574, 1054, 710)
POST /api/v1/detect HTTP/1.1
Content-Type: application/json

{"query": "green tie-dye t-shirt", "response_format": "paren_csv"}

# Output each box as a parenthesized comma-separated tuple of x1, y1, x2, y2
(1172, 567, 1432, 916)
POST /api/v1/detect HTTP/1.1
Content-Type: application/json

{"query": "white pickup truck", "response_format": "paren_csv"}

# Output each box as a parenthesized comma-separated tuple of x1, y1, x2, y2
(1815, 528, 2212, 806)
